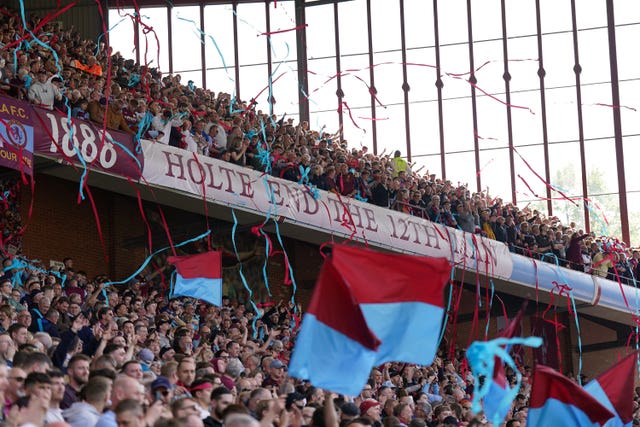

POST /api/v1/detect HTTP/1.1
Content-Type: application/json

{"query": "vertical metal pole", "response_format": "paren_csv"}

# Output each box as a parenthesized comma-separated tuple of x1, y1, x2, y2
(334, 2, 344, 140)
(366, 0, 378, 154)
(295, 0, 310, 123)
(232, 1, 241, 99)
(570, 0, 590, 233)
(200, 2, 206, 89)
(605, 0, 630, 244)
(265, 1, 274, 115)
(399, 0, 411, 161)
(535, 0, 552, 214)
(465, 0, 481, 192)
(167, 7, 173, 74)
(433, 0, 446, 179)
(500, 0, 516, 204)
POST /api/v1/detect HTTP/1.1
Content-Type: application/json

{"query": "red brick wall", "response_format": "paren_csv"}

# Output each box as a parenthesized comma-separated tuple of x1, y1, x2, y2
(20, 174, 146, 279)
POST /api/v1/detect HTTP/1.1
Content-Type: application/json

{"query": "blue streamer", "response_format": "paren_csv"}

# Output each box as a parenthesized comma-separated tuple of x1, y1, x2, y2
(127, 74, 141, 88)
(103, 230, 211, 287)
(134, 112, 154, 153)
(96, 16, 128, 55)
(102, 288, 109, 306)
(485, 279, 495, 338)
(437, 228, 457, 348)
(22, 74, 32, 90)
(3, 258, 67, 288)
(177, 16, 234, 82)
(584, 199, 609, 236)
(18, 0, 89, 200)
(297, 165, 310, 185)
(105, 133, 143, 171)
(354, 193, 368, 203)
(259, 228, 272, 299)
(18, 2, 62, 75)
(254, 175, 281, 298)
(308, 185, 320, 200)
(272, 216, 298, 308)
(467, 336, 543, 426)
(468, 235, 482, 308)
(230, 209, 262, 336)
(544, 251, 584, 385)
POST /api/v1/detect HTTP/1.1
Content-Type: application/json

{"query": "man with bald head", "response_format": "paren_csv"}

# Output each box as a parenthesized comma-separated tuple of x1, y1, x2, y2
(95, 375, 145, 427)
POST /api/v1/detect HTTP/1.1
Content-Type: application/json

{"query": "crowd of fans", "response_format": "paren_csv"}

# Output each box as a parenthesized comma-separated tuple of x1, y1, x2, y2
(1, 8, 639, 284)
(0, 252, 544, 427)
(1, 7, 640, 427)
(2, 8, 637, 284)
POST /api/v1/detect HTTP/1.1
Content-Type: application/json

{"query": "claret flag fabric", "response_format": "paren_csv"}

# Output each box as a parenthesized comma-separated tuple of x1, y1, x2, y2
(168, 251, 223, 306)
(584, 352, 637, 427)
(288, 245, 451, 395)
(287, 258, 380, 395)
(527, 365, 614, 427)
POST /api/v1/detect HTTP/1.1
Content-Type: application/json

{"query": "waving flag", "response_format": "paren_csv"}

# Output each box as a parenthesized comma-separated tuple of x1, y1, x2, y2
(168, 251, 222, 306)
(289, 245, 450, 395)
(332, 245, 450, 365)
(482, 306, 526, 425)
(288, 258, 380, 395)
(584, 352, 637, 427)
(527, 365, 614, 427)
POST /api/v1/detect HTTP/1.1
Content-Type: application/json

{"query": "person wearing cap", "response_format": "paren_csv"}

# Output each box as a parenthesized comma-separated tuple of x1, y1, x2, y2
(340, 402, 360, 423)
(136, 348, 154, 372)
(359, 399, 382, 426)
(285, 391, 306, 415)
(493, 215, 508, 243)
(148, 376, 174, 412)
(262, 359, 286, 389)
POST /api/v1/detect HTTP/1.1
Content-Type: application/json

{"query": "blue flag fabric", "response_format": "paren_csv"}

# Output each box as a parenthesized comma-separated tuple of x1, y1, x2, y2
(289, 245, 451, 395)
(527, 365, 614, 427)
(168, 251, 222, 306)
(584, 352, 637, 427)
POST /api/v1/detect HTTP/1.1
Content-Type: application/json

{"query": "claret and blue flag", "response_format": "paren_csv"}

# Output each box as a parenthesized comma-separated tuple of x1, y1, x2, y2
(288, 244, 451, 395)
(527, 365, 615, 427)
(584, 351, 637, 427)
(482, 306, 525, 425)
(168, 251, 223, 306)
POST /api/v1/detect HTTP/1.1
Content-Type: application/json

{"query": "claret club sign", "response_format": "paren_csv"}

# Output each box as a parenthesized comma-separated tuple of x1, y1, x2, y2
(0, 98, 34, 175)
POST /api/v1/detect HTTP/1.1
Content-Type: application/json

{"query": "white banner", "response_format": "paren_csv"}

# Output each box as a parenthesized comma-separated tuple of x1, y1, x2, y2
(141, 140, 513, 278)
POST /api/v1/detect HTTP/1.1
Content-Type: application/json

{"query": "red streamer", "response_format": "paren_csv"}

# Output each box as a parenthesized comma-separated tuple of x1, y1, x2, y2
(260, 24, 307, 36)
